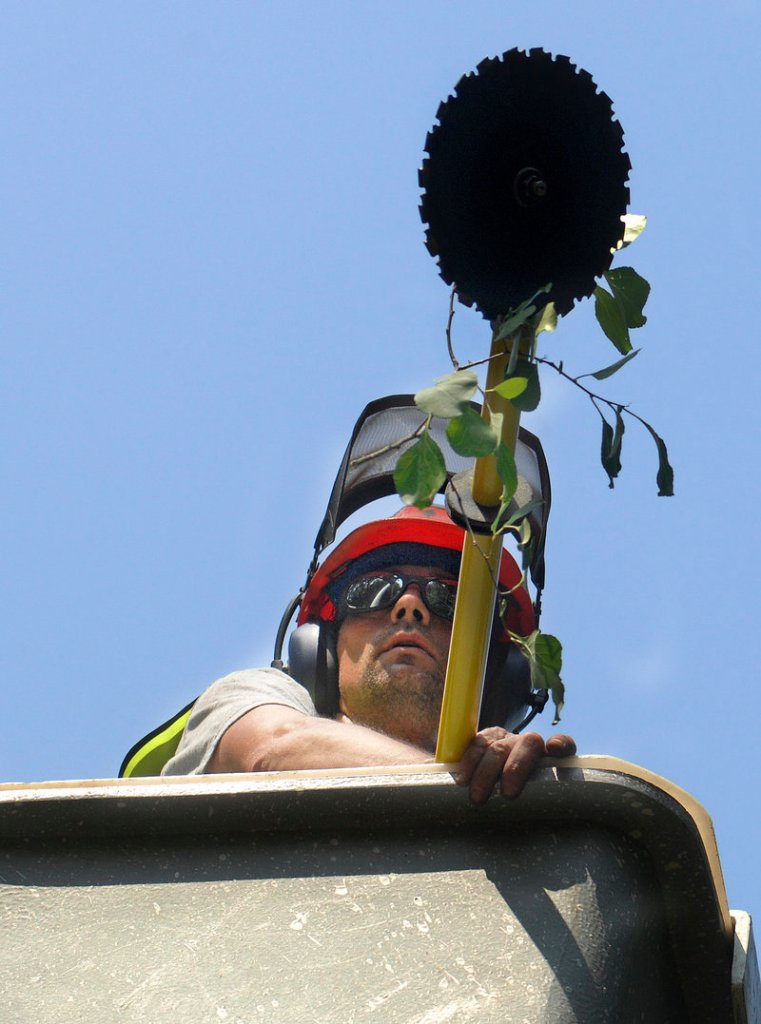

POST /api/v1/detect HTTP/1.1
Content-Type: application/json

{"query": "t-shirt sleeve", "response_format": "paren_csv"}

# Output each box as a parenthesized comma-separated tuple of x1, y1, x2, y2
(161, 667, 318, 776)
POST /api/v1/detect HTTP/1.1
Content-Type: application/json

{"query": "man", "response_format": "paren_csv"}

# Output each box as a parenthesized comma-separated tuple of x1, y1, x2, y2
(162, 506, 576, 802)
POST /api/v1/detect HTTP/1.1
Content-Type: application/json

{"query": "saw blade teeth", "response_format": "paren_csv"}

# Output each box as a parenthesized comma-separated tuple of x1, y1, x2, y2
(611, 119, 629, 156)
(453, 73, 476, 99)
(419, 46, 632, 321)
(434, 99, 450, 125)
(425, 237, 439, 259)
(475, 55, 500, 75)
(454, 285, 475, 310)
(576, 67, 597, 92)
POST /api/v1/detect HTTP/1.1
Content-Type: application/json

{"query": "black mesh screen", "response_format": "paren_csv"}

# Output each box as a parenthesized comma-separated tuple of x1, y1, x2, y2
(311, 395, 551, 592)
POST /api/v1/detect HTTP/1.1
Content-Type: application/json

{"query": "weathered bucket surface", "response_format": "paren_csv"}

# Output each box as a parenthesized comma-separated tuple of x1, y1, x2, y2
(0, 758, 754, 1023)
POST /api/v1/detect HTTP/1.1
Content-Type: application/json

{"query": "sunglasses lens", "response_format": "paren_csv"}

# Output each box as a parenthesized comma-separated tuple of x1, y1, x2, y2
(424, 579, 457, 619)
(345, 575, 402, 611)
(343, 574, 457, 619)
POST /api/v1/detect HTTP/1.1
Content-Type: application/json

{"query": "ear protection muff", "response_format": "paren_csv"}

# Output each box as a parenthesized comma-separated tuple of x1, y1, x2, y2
(286, 622, 319, 697)
(286, 620, 339, 717)
(481, 643, 544, 732)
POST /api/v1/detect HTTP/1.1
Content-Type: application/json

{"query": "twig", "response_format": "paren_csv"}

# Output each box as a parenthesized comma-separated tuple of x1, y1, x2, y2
(446, 286, 459, 369)
(348, 422, 427, 467)
(535, 355, 652, 426)
(459, 349, 507, 373)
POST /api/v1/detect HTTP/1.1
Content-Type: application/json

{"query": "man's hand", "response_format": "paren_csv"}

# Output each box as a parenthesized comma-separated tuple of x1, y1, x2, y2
(454, 728, 577, 805)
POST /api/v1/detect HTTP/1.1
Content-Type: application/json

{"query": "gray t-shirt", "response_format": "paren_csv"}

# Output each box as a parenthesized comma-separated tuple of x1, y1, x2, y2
(161, 667, 318, 776)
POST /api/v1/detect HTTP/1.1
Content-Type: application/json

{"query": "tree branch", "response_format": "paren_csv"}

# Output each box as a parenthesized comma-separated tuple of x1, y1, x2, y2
(348, 421, 427, 467)
(446, 286, 459, 369)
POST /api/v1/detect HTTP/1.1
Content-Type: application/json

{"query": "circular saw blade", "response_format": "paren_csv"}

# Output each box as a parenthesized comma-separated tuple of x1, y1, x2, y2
(419, 48, 632, 319)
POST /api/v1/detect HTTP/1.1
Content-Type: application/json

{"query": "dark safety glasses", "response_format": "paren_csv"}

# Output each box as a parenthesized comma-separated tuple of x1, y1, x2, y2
(341, 572, 458, 620)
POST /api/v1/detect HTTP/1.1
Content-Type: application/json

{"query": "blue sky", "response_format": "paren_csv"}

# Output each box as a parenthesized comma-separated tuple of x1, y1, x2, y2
(2, 3, 759, 918)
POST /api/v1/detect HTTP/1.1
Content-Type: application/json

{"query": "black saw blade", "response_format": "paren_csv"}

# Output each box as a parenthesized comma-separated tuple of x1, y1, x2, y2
(419, 48, 631, 319)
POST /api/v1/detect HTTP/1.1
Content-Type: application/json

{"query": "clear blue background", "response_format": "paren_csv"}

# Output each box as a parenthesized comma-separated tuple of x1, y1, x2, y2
(2, 2, 759, 918)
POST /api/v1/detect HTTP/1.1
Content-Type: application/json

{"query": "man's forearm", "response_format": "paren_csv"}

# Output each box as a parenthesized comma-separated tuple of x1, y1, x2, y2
(208, 705, 434, 774)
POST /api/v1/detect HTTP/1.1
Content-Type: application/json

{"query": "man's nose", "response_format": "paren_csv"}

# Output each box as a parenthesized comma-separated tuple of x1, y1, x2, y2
(391, 583, 431, 624)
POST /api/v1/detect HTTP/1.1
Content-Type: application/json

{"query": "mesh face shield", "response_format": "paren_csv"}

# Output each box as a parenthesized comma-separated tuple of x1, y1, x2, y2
(310, 395, 551, 596)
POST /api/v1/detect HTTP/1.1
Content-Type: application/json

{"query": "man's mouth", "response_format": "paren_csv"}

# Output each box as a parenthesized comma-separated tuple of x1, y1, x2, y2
(382, 633, 436, 661)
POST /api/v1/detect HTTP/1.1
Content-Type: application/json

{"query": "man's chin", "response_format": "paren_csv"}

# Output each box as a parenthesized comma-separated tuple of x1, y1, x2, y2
(380, 661, 443, 690)
(378, 646, 439, 671)
(347, 664, 443, 748)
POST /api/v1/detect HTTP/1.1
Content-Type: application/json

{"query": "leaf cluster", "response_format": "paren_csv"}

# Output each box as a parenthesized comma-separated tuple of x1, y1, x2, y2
(389, 213, 673, 722)
(594, 267, 650, 355)
(509, 630, 565, 725)
(395, 369, 532, 543)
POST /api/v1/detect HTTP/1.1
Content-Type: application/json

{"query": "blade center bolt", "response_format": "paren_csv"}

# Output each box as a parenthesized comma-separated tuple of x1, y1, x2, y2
(514, 167, 548, 206)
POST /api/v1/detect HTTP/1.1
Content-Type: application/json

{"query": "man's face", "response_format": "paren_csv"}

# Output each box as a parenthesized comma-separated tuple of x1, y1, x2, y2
(335, 564, 454, 751)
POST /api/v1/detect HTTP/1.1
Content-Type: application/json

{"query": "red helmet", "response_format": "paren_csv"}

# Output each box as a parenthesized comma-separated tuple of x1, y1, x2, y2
(298, 505, 536, 637)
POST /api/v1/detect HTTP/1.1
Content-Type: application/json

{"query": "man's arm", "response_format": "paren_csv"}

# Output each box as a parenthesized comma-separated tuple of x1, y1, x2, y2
(207, 703, 576, 803)
(207, 703, 433, 773)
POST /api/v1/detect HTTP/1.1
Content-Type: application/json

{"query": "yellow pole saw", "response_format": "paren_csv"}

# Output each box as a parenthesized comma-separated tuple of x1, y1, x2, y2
(418, 48, 632, 761)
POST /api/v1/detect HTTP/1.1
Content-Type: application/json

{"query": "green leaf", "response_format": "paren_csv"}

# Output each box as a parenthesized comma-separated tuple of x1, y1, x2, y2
(494, 496, 546, 538)
(604, 267, 650, 329)
(641, 420, 675, 497)
(495, 305, 537, 341)
(534, 633, 565, 724)
(603, 407, 625, 488)
(587, 349, 640, 381)
(446, 406, 498, 457)
(492, 494, 513, 537)
(505, 337, 521, 376)
(600, 417, 614, 486)
(490, 441, 519, 537)
(494, 376, 528, 401)
(594, 285, 631, 354)
(535, 632, 562, 675)
(501, 497, 545, 528)
(489, 410, 504, 442)
(495, 441, 517, 502)
(393, 431, 447, 508)
(517, 516, 532, 549)
(599, 407, 625, 488)
(507, 359, 541, 412)
(617, 213, 647, 249)
(509, 629, 565, 724)
(494, 284, 552, 341)
(533, 301, 557, 336)
(415, 370, 478, 418)
(518, 532, 535, 575)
